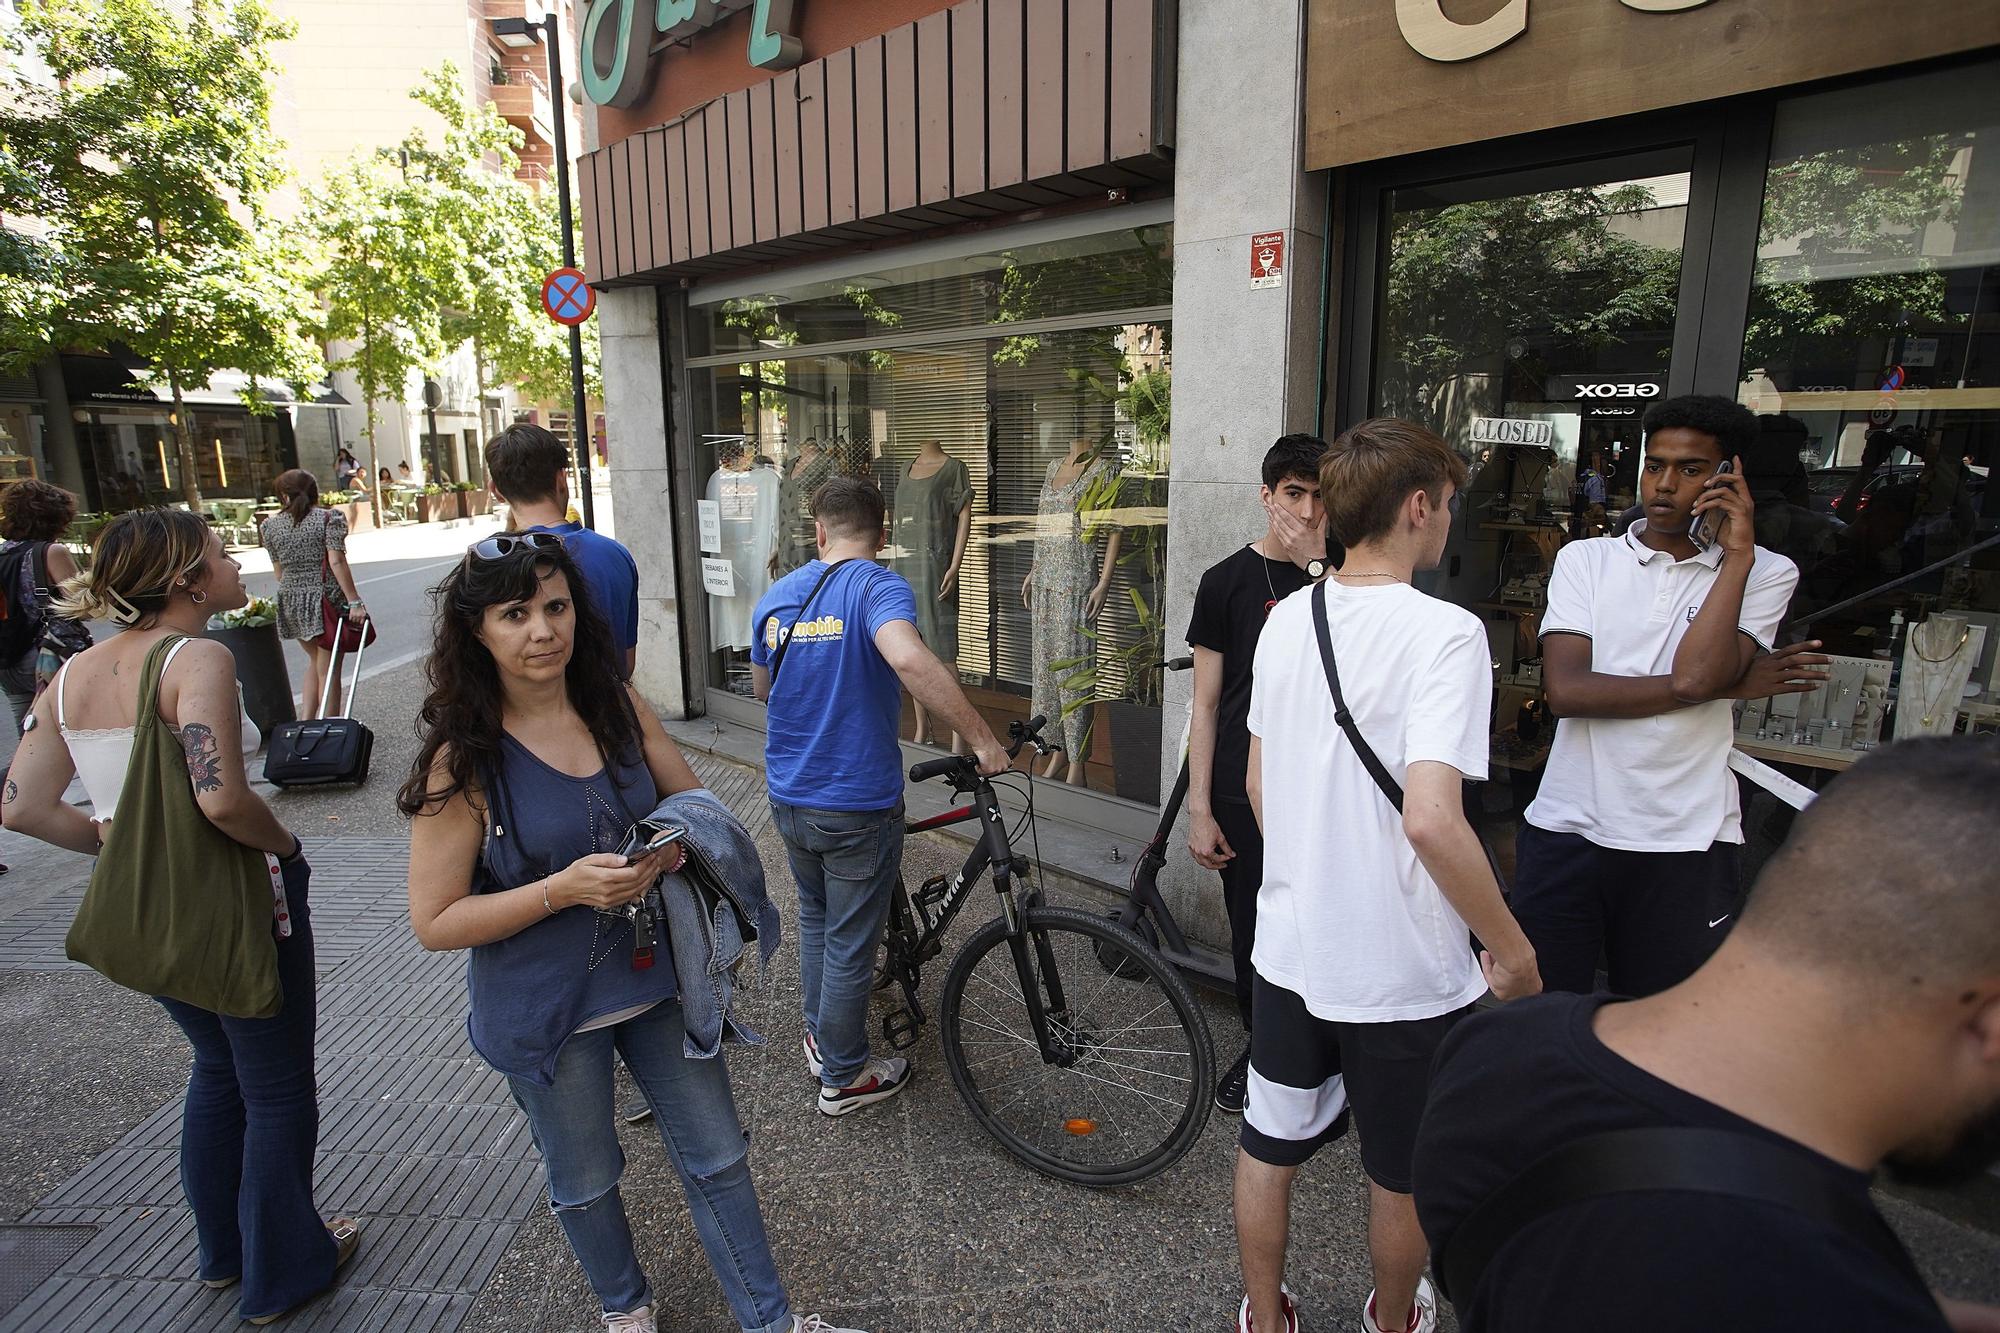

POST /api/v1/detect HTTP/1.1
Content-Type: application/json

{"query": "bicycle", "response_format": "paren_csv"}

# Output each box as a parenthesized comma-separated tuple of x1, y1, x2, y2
(877, 714, 1216, 1187)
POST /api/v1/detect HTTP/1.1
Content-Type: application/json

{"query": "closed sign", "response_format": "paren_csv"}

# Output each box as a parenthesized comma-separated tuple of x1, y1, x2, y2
(1470, 417, 1554, 446)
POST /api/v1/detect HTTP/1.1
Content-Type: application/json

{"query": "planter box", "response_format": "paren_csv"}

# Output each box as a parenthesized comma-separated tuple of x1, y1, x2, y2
(1107, 699, 1162, 806)
(462, 489, 492, 517)
(414, 494, 447, 522)
(207, 623, 296, 743)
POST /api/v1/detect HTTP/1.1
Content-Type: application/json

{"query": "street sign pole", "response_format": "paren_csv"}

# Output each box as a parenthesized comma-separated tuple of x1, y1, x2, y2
(542, 11, 596, 530)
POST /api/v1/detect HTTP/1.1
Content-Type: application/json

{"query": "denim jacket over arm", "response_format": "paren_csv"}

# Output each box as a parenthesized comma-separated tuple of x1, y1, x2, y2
(649, 787, 783, 1059)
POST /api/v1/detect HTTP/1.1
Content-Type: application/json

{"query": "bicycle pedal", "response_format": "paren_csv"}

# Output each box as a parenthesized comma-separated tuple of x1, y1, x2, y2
(913, 874, 951, 932)
(882, 1008, 923, 1050)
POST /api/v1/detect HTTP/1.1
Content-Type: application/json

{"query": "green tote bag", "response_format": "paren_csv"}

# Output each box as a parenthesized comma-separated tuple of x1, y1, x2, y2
(65, 634, 283, 1019)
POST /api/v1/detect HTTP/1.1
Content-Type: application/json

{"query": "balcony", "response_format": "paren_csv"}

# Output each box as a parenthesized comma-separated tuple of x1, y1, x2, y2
(488, 65, 554, 148)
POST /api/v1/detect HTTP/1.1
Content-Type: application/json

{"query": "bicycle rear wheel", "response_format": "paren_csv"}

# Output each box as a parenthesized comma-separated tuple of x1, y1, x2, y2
(939, 905, 1214, 1186)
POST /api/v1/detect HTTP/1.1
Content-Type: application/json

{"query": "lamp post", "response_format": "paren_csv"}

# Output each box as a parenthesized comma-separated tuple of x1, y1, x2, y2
(493, 5, 596, 529)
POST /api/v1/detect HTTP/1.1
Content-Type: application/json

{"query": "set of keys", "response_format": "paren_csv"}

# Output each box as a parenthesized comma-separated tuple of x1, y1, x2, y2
(625, 895, 658, 970)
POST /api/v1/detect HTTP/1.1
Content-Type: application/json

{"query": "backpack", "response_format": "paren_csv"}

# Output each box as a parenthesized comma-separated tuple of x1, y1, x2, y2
(0, 540, 49, 666)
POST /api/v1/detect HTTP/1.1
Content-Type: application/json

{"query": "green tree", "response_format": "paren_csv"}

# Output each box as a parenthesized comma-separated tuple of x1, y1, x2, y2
(1, 0, 323, 507)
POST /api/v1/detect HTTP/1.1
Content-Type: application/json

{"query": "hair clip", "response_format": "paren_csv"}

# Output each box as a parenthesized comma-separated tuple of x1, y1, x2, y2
(104, 587, 147, 627)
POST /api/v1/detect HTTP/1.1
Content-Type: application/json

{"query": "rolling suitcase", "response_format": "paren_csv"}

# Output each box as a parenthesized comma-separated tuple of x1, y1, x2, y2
(263, 618, 375, 787)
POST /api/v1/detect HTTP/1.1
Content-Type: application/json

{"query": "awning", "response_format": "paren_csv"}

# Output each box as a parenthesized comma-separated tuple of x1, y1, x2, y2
(59, 355, 343, 408)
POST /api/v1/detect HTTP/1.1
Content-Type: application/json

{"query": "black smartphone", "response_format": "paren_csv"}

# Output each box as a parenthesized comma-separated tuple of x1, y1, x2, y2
(614, 820, 687, 863)
(1688, 458, 1736, 550)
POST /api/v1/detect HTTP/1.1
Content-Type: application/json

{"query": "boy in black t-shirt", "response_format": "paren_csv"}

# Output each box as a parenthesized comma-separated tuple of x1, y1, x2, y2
(1412, 739, 2000, 1333)
(1185, 434, 1330, 1113)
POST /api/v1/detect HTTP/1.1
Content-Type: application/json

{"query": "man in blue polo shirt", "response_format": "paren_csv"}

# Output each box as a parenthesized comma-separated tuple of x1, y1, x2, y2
(485, 423, 640, 677)
(752, 474, 1005, 1116)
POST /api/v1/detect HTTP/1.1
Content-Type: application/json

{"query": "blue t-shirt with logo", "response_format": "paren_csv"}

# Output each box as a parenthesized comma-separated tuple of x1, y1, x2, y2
(750, 559, 917, 812)
(525, 521, 640, 655)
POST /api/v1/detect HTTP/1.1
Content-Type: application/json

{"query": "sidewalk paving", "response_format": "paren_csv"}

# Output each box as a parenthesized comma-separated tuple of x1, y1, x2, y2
(2, 661, 1997, 1329)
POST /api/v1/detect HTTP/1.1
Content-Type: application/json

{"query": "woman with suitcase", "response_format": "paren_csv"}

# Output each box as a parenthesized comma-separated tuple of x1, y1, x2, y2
(400, 534, 859, 1333)
(260, 469, 367, 721)
(0, 508, 360, 1323)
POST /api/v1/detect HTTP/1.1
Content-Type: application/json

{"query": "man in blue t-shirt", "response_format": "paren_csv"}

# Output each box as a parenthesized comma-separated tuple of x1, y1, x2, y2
(485, 423, 641, 677)
(752, 474, 1005, 1116)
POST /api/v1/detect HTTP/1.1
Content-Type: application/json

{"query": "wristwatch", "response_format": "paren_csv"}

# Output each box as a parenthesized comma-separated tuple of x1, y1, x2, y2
(1305, 558, 1328, 579)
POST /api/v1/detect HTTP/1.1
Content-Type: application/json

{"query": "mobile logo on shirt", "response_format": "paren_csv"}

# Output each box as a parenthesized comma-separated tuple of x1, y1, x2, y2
(763, 612, 845, 652)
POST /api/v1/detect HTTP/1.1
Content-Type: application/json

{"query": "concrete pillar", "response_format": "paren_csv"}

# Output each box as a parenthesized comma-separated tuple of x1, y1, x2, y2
(600, 285, 689, 719)
(1161, 0, 1327, 947)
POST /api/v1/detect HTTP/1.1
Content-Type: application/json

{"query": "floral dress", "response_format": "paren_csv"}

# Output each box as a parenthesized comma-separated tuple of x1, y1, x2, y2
(259, 507, 348, 642)
(1027, 454, 1118, 760)
(890, 455, 975, 663)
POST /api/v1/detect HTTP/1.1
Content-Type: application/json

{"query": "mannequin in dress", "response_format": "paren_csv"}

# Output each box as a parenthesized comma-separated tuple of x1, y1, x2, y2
(772, 438, 833, 577)
(893, 440, 976, 749)
(705, 443, 779, 654)
(1022, 436, 1122, 785)
(1894, 611, 1985, 740)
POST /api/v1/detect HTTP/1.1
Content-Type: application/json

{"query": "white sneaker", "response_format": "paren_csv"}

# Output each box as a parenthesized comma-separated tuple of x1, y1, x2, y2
(794, 1316, 866, 1333)
(603, 1306, 657, 1333)
(803, 1031, 824, 1080)
(816, 1056, 911, 1116)
(1361, 1277, 1436, 1333)
(1236, 1282, 1299, 1332)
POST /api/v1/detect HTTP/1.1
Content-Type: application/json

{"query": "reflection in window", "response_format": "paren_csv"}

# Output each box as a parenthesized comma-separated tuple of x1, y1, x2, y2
(692, 227, 1173, 805)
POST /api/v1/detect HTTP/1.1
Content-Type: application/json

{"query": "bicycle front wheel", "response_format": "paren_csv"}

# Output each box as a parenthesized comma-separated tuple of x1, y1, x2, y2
(939, 905, 1214, 1186)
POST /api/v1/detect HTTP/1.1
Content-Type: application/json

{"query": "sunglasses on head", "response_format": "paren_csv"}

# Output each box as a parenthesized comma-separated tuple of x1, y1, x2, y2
(468, 531, 565, 562)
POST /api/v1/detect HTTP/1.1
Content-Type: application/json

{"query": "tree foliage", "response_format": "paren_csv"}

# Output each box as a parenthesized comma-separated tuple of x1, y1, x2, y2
(0, 0, 323, 505)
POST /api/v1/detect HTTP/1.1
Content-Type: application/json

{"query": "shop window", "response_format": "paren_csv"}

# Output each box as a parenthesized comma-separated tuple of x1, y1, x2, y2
(689, 225, 1173, 804)
(1733, 59, 2000, 759)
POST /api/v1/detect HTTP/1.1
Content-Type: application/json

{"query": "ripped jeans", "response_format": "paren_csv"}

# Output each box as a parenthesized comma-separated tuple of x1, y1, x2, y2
(505, 1000, 791, 1332)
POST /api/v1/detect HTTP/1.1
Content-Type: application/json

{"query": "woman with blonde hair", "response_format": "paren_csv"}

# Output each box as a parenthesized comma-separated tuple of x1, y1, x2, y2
(1, 508, 358, 1323)
(260, 469, 367, 719)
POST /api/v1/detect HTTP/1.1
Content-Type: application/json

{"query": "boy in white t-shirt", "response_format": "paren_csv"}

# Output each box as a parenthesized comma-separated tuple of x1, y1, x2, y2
(1518, 395, 1826, 999)
(1234, 419, 1541, 1333)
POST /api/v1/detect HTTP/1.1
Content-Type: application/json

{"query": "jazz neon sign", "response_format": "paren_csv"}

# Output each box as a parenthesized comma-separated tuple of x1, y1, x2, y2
(580, 0, 804, 107)
(1396, 0, 1714, 63)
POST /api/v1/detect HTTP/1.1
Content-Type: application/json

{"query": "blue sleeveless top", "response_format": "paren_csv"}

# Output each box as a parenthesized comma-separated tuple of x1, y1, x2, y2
(465, 733, 676, 1085)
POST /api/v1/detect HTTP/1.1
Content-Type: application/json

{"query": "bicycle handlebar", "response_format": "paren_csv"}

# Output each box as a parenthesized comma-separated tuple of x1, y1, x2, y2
(907, 714, 1051, 785)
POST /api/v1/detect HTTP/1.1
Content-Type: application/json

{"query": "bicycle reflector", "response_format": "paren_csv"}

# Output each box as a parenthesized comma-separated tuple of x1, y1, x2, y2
(1063, 1117, 1099, 1136)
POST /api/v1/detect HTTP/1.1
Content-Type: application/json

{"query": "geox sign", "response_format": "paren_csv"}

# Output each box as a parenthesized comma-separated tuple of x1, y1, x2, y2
(580, 0, 803, 108)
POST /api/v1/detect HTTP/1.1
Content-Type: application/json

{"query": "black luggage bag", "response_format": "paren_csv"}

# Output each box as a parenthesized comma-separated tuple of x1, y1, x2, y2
(263, 617, 375, 787)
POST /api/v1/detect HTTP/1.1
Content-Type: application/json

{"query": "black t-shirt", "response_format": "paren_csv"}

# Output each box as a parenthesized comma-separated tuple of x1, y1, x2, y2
(1412, 994, 1947, 1333)
(1185, 545, 1310, 804)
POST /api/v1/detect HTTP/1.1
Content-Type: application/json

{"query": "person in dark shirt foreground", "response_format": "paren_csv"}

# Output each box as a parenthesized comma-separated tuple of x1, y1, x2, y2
(1413, 737, 2000, 1333)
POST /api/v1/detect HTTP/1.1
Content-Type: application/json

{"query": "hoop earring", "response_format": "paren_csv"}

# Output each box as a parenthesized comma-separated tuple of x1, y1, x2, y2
(190, 588, 208, 605)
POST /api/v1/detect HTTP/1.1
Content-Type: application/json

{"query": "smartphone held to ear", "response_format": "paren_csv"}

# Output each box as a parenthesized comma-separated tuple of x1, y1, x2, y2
(614, 820, 688, 864)
(1688, 459, 1736, 551)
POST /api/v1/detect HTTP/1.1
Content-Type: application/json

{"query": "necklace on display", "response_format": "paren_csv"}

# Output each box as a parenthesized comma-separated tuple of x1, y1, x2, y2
(1914, 620, 1971, 663)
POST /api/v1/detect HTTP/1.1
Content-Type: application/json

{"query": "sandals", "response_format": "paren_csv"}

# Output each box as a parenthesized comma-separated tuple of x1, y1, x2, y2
(243, 1217, 361, 1325)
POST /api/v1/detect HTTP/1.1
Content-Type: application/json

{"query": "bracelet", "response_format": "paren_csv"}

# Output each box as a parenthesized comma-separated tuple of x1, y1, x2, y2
(279, 835, 304, 864)
(541, 876, 557, 916)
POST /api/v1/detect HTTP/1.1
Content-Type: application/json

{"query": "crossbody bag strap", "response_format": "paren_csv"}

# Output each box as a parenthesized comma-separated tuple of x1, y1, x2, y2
(1311, 581, 1407, 810)
(765, 558, 854, 687)
(1436, 1127, 1925, 1309)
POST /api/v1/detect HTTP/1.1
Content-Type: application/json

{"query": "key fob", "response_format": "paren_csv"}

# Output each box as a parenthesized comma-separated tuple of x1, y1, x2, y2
(631, 902, 657, 970)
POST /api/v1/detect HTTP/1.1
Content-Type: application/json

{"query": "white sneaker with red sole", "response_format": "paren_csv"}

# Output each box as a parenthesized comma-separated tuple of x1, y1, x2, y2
(1361, 1277, 1437, 1333)
(1236, 1282, 1299, 1332)
(816, 1056, 911, 1116)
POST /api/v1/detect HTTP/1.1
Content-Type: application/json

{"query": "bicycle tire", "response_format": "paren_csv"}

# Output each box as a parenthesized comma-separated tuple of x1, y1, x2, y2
(939, 905, 1214, 1187)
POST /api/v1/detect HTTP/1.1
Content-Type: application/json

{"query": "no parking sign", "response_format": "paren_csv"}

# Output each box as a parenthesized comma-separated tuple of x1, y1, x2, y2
(542, 267, 596, 326)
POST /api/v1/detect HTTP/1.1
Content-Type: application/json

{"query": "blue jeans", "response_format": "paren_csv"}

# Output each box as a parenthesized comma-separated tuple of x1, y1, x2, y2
(156, 856, 334, 1321)
(770, 801, 905, 1087)
(504, 1000, 791, 1332)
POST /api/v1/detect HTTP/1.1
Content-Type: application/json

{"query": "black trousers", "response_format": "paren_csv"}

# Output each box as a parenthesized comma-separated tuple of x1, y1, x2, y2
(1511, 822, 1742, 998)
(1213, 798, 1263, 1032)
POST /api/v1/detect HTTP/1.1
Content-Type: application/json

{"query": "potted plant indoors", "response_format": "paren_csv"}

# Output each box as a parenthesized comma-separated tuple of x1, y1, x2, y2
(207, 597, 295, 742)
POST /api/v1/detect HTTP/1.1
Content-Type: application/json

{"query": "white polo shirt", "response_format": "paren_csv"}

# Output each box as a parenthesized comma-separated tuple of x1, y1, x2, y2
(1525, 522, 1798, 853)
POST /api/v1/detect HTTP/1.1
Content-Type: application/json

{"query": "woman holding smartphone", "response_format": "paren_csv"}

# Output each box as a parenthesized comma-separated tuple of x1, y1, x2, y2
(401, 533, 858, 1333)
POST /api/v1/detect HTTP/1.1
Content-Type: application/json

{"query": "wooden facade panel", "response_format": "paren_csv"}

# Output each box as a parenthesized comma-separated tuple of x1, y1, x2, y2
(683, 109, 712, 260)
(724, 90, 755, 249)
(704, 104, 733, 254)
(606, 139, 631, 278)
(950, 0, 987, 196)
(1066, 0, 1107, 172)
(825, 49, 858, 225)
(748, 81, 777, 243)
(916, 11, 952, 205)
(986, 0, 1025, 188)
(657, 124, 685, 265)
(1024, 0, 1064, 180)
(1106, 0, 1155, 160)
(883, 25, 919, 214)
(798, 62, 830, 233)
(853, 39, 887, 220)
(772, 70, 803, 237)
(578, 149, 604, 283)
(642, 130, 667, 271)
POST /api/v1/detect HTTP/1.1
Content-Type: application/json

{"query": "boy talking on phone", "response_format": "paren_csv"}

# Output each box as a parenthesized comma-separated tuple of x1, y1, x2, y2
(1515, 394, 1826, 998)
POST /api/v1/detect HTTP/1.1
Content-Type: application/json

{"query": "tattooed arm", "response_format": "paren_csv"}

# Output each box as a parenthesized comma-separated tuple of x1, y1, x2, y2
(166, 639, 297, 857)
(2, 688, 100, 855)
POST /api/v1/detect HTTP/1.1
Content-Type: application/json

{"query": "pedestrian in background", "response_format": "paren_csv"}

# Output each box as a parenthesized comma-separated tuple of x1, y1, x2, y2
(1414, 739, 2000, 1333)
(0, 478, 81, 733)
(333, 448, 361, 491)
(260, 469, 368, 720)
(2, 509, 357, 1324)
(401, 535, 861, 1333)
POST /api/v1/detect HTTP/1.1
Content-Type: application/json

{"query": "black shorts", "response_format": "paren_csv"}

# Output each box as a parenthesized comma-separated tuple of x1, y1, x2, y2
(1240, 973, 1472, 1193)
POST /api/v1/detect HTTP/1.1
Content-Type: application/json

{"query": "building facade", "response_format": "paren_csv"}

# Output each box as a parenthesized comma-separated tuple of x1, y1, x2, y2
(581, 0, 2000, 941)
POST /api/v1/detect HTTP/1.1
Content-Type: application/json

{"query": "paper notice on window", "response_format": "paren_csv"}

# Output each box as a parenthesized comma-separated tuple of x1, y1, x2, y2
(700, 557, 736, 597)
(697, 499, 723, 553)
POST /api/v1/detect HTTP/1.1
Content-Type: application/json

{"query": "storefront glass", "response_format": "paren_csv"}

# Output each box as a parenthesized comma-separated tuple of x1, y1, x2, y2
(77, 406, 286, 510)
(689, 224, 1174, 804)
